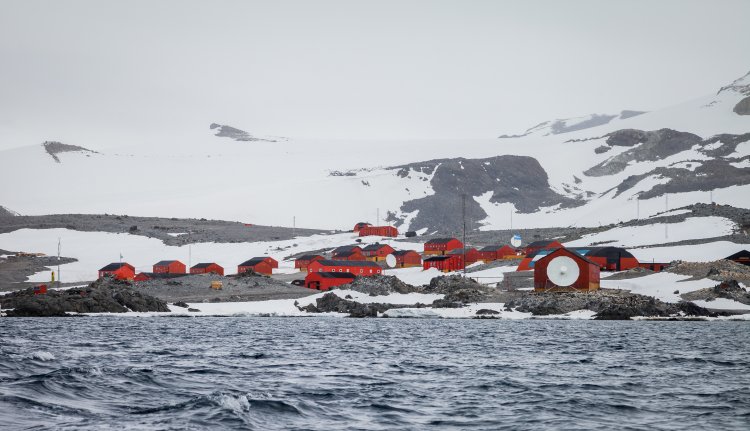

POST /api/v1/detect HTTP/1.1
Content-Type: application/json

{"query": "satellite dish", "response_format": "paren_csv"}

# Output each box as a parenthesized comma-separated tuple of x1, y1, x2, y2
(385, 254, 397, 268)
(546, 256, 579, 287)
(510, 234, 522, 248)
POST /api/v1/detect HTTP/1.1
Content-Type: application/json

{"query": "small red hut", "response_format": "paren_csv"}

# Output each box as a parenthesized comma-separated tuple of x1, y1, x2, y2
(424, 238, 463, 255)
(304, 272, 356, 291)
(358, 226, 398, 237)
(478, 245, 517, 262)
(294, 254, 324, 271)
(578, 247, 639, 271)
(334, 250, 367, 261)
(392, 250, 422, 268)
(533, 247, 600, 292)
(190, 263, 224, 276)
(362, 243, 395, 261)
(726, 250, 750, 266)
(423, 255, 463, 272)
(98, 262, 135, 280)
(153, 260, 186, 274)
(307, 259, 382, 276)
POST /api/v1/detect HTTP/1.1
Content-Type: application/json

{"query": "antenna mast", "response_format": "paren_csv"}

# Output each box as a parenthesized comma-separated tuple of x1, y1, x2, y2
(57, 237, 61, 287)
(462, 194, 467, 277)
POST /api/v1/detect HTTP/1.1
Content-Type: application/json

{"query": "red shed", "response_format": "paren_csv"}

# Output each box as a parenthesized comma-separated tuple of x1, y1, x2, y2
(533, 247, 600, 292)
(424, 238, 463, 256)
(294, 254, 324, 271)
(353, 222, 372, 233)
(478, 245, 518, 262)
(448, 248, 481, 266)
(637, 262, 668, 272)
(304, 272, 356, 291)
(358, 225, 398, 237)
(98, 262, 135, 280)
(332, 245, 363, 259)
(190, 262, 224, 276)
(392, 250, 422, 268)
(153, 260, 186, 274)
(308, 259, 383, 276)
(238, 257, 277, 275)
(523, 240, 563, 257)
(362, 243, 395, 261)
(423, 255, 463, 272)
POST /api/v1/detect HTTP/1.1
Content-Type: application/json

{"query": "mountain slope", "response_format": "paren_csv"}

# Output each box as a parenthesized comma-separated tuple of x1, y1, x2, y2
(0, 71, 748, 233)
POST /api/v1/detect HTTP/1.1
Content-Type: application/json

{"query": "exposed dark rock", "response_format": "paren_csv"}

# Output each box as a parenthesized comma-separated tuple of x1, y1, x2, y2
(173, 301, 189, 308)
(187, 308, 200, 312)
(682, 280, 750, 306)
(42, 141, 97, 163)
(475, 308, 500, 315)
(338, 275, 420, 295)
(431, 298, 463, 308)
(304, 292, 421, 317)
(734, 96, 750, 115)
(503, 290, 718, 320)
(1, 277, 170, 316)
(209, 123, 279, 142)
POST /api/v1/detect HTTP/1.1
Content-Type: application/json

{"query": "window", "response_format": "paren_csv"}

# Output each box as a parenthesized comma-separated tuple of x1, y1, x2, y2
(359, 269, 363, 274)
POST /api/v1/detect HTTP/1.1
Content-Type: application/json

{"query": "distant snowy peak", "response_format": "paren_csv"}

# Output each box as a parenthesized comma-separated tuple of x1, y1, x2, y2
(717, 70, 750, 96)
(42, 141, 97, 163)
(209, 123, 285, 143)
(498, 110, 646, 139)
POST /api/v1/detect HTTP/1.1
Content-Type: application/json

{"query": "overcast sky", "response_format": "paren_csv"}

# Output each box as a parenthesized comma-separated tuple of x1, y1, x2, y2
(1, 0, 749, 141)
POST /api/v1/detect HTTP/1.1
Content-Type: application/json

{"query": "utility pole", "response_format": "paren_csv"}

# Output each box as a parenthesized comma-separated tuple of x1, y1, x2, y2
(462, 194, 467, 277)
(188, 230, 192, 270)
(57, 237, 61, 288)
(665, 190, 669, 239)
(636, 197, 640, 220)
(293, 216, 296, 238)
(510, 207, 513, 231)
(377, 208, 380, 226)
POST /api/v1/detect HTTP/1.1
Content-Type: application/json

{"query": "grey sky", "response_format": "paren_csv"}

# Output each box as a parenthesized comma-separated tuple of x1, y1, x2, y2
(1, 0, 748, 142)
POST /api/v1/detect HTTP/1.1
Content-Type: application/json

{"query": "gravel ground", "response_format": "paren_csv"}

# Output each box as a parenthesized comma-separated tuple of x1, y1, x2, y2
(0, 251, 78, 292)
(134, 273, 316, 303)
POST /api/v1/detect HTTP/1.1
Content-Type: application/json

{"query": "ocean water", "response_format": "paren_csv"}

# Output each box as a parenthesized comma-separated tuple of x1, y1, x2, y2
(1, 317, 749, 430)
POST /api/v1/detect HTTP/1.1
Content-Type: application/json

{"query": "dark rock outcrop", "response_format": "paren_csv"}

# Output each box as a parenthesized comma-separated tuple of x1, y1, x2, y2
(1, 278, 170, 316)
(503, 290, 718, 320)
(302, 292, 423, 317)
(734, 96, 750, 115)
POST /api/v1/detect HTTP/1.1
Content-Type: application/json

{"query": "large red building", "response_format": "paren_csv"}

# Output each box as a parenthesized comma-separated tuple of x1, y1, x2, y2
(331, 245, 363, 259)
(334, 250, 368, 261)
(362, 243, 395, 261)
(98, 262, 135, 280)
(358, 226, 398, 237)
(153, 260, 186, 274)
(580, 247, 639, 271)
(353, 222, 372, 233)
(307, 259, 383, 276)
(478, 245, 518, 262)
(423, 255, 463, 272)
(294, 254, 324, 271)
(392, 250, 422, 268)
(424, 238, 463, 255)
(533, 247, 600, 292)
(304, 272, 356, 290)
(190, 263, 224, 276)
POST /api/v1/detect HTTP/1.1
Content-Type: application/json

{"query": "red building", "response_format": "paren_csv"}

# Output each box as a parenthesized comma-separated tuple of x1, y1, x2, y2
(331, 245, 363, 259)
(637, 262, 668, 272)
(424, 238, 463, 256)
(307, 259, 383, 276)
(523, 240, 563, 257)
(423, 255, 463, 272)
(98, 262, 135, 280)
(353, 222, 372, 233)
(190, 263, 224, 276)
(358, 225, 398, 237)
(362, 243, 395, 261)
(304, 272, 356, 291)
(334, 250, 367, 261)
(448, 248, 481, 266)
(533, 247, 600, 292)
(238, 257, 278, 275)
(153, 260, 186, 274)
(478, 245, 518, 262)
(294, 254, 324, 271)
(392, 250, 422, 268)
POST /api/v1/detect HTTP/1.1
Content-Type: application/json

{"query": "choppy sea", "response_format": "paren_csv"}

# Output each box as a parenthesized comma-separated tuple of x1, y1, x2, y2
(1, 317, 749, 430)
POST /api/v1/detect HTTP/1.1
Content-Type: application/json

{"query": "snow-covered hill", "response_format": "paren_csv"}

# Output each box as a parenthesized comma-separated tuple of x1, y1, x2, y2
(497, 110, 647, 138)
(0, 72, 748, 233)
